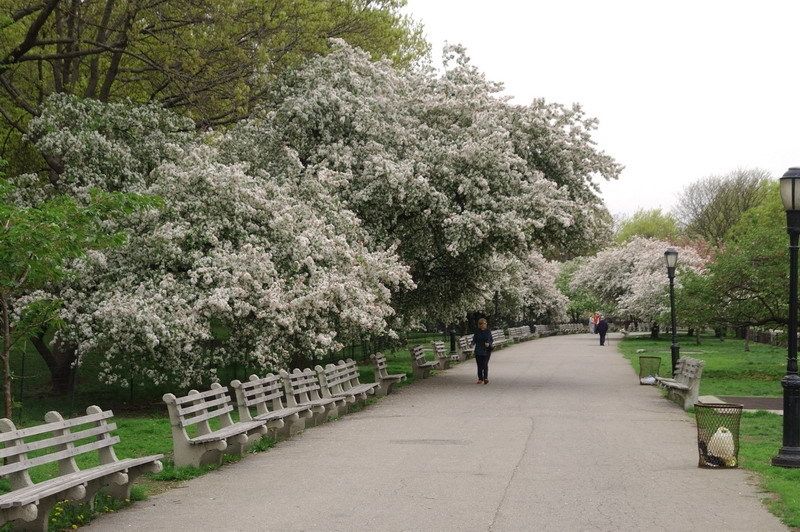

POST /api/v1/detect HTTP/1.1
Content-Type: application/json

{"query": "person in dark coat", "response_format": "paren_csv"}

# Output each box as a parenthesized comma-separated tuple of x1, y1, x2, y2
(596, 316, 609, 346)
(473, 318, 493, 384)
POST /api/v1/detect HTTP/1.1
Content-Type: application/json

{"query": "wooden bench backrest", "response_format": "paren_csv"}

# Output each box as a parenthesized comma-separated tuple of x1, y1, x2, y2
(431, 341, 447, 357)
(412, 345, 427, 363)
(0, 406, 119, 491)
(166, 384, 234, 430)
(372, 352, 389, 377)
(231, 373, 286, 418)
(282, 368, 323, 405)
(681, 358, 704, 379)
(320, 359, 360, 389)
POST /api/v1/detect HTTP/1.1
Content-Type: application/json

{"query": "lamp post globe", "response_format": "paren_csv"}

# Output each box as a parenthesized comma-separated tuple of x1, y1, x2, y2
(664, 248, 680, 374)
(774, 167, 800, 468)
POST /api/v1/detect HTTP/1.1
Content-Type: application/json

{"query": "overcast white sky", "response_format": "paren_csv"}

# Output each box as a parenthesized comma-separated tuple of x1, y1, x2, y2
(404, 0, 800, 217)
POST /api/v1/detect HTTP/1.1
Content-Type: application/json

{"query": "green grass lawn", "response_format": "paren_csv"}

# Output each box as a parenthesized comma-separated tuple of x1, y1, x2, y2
(620, 334, 800, 527)
(0, 334, 448, 531)
(618, 334, 785, 397)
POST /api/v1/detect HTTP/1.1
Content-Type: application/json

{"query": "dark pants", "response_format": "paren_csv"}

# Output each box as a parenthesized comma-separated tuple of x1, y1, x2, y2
(476, 354, 491, 380)
(599, 332, 607, 345)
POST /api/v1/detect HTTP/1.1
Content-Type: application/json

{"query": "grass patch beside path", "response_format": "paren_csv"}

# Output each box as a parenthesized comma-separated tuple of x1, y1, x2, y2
(618, 334, 785, 397)
(619, 335, 800, 527)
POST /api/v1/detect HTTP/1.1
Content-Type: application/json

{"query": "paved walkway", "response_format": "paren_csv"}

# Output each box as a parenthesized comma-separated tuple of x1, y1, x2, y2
(89, 333, 786, 531)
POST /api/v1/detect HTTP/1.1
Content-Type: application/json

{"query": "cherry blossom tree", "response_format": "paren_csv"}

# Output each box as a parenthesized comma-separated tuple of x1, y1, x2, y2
(571, 237, 705, 329)
(17, 96, 412, 389)
(223, 40, 620, 323)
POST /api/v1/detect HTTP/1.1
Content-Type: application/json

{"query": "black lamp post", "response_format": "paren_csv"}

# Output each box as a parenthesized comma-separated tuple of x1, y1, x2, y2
(773, 167, 800, 468)
(665, 248, 679, 375)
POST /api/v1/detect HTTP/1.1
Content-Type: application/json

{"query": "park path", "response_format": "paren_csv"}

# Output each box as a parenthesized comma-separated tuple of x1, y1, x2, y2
(88, 333, 785, 531)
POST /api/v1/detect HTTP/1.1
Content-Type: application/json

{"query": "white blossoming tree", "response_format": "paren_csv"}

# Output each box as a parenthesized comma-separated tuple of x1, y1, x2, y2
(222, 40, 620, 324)
(19, 96, 412, 389)
(571, 237, 705, 331)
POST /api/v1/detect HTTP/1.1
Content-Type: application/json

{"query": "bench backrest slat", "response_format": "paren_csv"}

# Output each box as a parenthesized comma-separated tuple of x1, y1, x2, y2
(0, 436, 119, 476)
(238, 375, 283, 406)
(180, 405, 234, 428)
(174, 386, 230, 405)
(0, 422, 117, 461)
(0, 410, 113, 444)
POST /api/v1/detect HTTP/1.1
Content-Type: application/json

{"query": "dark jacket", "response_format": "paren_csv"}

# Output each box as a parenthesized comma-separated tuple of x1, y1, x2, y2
(473, 329, 493, 356)
(596, 319, 609, 334)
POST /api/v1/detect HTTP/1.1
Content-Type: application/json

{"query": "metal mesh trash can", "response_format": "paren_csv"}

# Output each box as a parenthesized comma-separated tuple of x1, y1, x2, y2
(638, 355, 661, 384)
(694, 402, 742, 468)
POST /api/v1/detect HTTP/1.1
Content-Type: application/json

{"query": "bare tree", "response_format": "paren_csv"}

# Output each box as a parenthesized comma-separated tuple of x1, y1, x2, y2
(674, 168, 773, 246)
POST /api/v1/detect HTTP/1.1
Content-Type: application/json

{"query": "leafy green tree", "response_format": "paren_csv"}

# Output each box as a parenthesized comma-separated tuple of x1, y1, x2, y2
(678, 186, 787, 349)
(0, 171, 153, 414)
(557, 259, 601, 322)
(615, 208, 680, 243)
(675, 168, 773, 246)
(0, 0, 427, 172)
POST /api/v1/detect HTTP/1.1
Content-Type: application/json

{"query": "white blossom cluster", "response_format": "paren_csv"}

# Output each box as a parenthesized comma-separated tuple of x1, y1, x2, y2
(570, 237, 705, 323)
(490, 252, 569, 323)
(13, 41, 620, 386)
(220, 40, 620, 323)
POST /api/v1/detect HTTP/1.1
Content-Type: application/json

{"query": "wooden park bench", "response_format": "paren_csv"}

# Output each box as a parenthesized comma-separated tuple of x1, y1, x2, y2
(655, 357, 704, 410)
(508, 326, 533, 342)
(0, 406, 163, 531)
(370, 352, 406, 396)
(316, 358, 380, 409)
(163, 383, 268, 467)
(231, 374, 313, 440)
(491, 329, 510, 349)
(534, 324, 553, 337)
(410, 345, 438, 379)
(431, 341, 452, 370)
(280, 368, 344, 425)
(458, 335, 474, 361)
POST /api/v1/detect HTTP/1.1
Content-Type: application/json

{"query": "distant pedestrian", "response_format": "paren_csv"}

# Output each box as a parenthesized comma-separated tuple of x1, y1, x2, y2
(588, 315, 595, 334)
(597, 316, 609, 346)
(473, 318, 493, 384)
(592, 312, 601, 334)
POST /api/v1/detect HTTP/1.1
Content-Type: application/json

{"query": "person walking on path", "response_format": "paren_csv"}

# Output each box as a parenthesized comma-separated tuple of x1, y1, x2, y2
(596, 316, 609, 346)
(473, 318, 493, 384)
(592, 312, 601, 334)
(588, 314, 595, 334)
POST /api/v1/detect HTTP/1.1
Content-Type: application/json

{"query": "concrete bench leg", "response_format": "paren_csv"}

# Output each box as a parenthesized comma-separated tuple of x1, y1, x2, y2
(278, 412, 307, 439)
(175, 439, 227, 468)
(10, 486, 86, 532)
(106, 461, 163, 500)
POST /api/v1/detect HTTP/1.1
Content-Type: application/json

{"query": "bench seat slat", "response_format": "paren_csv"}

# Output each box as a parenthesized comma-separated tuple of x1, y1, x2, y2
(0, 455, 162, 509)
(188, 421, 265, 444)
(332, 384, 377, 398)
(0, 411, 113, 444)
(0, 437, 120, 476)
(253, 405, 311, 422)
(174, 387, 229, 405)
(0, 422, 117, 460)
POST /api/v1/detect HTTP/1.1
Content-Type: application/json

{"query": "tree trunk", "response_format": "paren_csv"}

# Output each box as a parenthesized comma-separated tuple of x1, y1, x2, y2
(687, 328, 695, 338)
(744, 326, 750, 352)
(650, 322, 660, 340)
(1, 297, 13, 418)
(695, 328, 701, 345)
(31, 334, 77, 394)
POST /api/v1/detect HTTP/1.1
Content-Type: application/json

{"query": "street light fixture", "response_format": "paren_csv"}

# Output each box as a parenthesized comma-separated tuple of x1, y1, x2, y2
(665, 248, 679, 375)
(773, 167, 800, 468)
